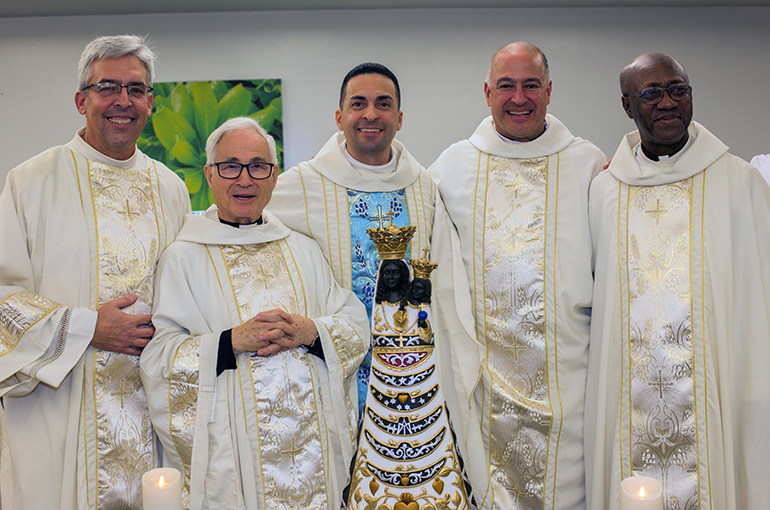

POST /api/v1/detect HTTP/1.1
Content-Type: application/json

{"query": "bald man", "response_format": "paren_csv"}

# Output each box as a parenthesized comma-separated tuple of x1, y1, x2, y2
(429, 42, 607, 510)
(586, 52, 770, 510)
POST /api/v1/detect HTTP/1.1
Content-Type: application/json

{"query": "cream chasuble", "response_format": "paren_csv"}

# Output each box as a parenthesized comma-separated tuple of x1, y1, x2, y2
(586, 122, 770, 510)
(0, 132, 189, 509)
(268, 132, 436, 415)
(430, 115, 607, 510)
(140, 209, 369, 510)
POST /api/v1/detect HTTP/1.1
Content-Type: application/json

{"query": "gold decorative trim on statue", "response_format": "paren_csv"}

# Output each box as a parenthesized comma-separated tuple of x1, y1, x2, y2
(410, 248, 438, 279)
(367, 214, 417, 260)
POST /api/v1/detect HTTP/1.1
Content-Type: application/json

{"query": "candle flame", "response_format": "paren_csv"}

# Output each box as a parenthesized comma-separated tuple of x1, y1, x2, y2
(638, 485, 646, 498)
(158, 475, 166, 487)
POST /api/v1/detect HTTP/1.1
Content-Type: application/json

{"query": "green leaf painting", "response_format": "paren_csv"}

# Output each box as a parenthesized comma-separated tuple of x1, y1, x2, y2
(138, 79, 282, 211)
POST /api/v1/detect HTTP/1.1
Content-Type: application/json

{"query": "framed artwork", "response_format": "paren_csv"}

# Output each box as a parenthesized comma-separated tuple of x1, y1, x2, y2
(138, 79, 282, 210)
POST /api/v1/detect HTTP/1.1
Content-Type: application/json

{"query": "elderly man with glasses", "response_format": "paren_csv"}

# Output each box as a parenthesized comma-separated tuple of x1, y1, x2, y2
(140, 117, 369, 510)
(585, 52, 770, 510)
(0, 35, 189, 509)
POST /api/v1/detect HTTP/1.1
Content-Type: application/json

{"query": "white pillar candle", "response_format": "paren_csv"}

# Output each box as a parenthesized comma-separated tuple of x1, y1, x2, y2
(621, 475, 663, 510)
(142, 467, 183, 510)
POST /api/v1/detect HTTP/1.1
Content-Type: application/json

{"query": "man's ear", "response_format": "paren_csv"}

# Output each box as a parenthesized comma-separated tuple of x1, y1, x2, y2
(621, 96, 634, 120)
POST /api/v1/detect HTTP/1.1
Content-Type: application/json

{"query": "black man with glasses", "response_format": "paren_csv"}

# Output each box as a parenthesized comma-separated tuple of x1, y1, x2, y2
(140, 116, 369, 510)
(0, 35, 189, 509)
(586, 52, 770, 510)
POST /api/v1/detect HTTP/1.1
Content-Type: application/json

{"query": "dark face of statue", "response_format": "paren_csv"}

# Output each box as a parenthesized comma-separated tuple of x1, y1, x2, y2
(381, 261, 408, 290)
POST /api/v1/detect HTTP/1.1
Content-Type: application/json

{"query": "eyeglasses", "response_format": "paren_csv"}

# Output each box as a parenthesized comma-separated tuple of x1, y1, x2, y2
(624, 84, 692, 105)
(82, 81, 153, 100)
(212, 161, 275, 180)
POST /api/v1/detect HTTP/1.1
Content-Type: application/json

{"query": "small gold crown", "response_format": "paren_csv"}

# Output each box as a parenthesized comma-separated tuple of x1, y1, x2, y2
(410, 256, 438, 279)
(367, 222, 416, 260)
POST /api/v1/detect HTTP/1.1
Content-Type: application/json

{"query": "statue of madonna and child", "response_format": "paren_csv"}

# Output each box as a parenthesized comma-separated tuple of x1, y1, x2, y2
(343, 218, 476, 510)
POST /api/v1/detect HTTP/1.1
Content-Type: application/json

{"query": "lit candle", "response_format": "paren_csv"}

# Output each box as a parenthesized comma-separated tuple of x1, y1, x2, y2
(620, 475, 663, 510)
(142, 467, 183, 510)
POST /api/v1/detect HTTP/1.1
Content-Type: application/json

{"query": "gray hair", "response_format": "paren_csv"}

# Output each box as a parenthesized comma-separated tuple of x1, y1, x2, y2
(205, 117, 277, 165)
(78, 35, 156, 90)
(486, 42, 550, 85)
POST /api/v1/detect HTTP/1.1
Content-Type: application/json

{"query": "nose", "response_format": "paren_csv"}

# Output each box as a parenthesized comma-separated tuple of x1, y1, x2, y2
(235, 167, 255, 186)
(113, 85, 131, 106)
(657, 89, 678, 109)
(362, 104, 379, 121)
(509, 85, 527, 105)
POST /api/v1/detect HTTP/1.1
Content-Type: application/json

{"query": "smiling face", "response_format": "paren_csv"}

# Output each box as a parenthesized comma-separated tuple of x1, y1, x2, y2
(204, 128, 277, 225)
(74, 55, 153, 160)
(484, 45, 552, 142)
(335, 73, 403, 166)
(621, 54, 693, 157)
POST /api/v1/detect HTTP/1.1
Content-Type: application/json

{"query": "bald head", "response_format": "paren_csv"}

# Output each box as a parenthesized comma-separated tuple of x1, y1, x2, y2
(487, 42, 549, 84)
(620, 52, 688, 95)
(620, 52, 693, 157)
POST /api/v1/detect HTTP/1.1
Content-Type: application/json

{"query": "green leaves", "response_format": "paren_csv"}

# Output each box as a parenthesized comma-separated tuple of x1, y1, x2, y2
(139, 79, 283, 211)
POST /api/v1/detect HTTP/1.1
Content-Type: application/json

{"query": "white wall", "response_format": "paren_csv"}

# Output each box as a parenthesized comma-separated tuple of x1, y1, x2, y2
(1, 6, 769, 188)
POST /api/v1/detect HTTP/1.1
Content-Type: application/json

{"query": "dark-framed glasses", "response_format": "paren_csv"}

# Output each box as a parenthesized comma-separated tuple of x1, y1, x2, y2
(624, 84, 692, 105)
(213, 161, 275, 180)
(82, 81, 153, 100)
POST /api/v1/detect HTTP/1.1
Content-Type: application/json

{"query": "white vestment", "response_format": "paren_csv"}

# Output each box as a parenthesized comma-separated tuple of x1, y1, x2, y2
(0, 132, 189, 509)
(749, 153, 770, 185)
(586, 122, 770, 510)
(140, 209, 370, 510)
(267, 133, 437, 413)
(430, 115, 607, 510)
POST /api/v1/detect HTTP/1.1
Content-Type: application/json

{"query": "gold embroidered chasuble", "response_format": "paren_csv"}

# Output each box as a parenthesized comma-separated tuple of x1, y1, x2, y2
(0, 133, 189, 509)
(586, 122, 770, 510)
(430, 115, 607, 510)
(140, 209, 369, 510)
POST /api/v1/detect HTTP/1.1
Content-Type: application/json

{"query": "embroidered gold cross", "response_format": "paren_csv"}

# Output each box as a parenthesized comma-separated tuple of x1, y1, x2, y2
(281, 438, 303, 466)
(115, 379, 133, 409)
(645, 198, 669, 226)
(510, 338, 528, 362)
(118, 199, 140, 228)
(369, 205, 394, 228)
(649, 369, 673, 398)
(508, 173, 525, 199)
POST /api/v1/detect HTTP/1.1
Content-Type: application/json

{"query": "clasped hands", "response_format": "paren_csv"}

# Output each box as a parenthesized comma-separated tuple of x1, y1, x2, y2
(231, 308, 318, 356)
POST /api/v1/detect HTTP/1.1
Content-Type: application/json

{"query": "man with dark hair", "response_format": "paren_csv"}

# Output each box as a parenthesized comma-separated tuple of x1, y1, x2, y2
(586, 52, 770, 510)
(429, 42, 607, 509)
(0, 35, 189, 509)
(269, 62, 439, 416)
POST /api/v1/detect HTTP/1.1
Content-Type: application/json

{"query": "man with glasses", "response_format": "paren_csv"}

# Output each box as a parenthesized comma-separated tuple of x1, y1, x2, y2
(428, 42, 607, 509)
(141, 117, 369, 509)
(0, 35, 189, 509)
(585, 52, 770, 510)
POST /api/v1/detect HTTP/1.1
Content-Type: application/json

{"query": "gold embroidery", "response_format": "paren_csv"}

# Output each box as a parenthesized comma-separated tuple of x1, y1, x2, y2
(626, 181, 698, 509)
(0, 291, 59, 355)
(169, 338, 200, 506)
(483, 156, 551, 507)
(222, 242, 327, 509)
(89, 162, 159, 508)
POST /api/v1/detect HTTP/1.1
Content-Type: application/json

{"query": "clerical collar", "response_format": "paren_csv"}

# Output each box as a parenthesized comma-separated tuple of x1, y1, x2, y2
(343, 143, 398, 174)
(219, 216, 263, 228)
(495, 120, 548, 144)
(639, 134, 689, 162)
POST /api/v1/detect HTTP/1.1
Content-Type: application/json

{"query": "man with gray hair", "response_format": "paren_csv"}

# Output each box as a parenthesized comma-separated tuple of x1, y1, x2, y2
(0, 35, 189, 508)
(140, 117, 369, 509)
(429, 42, 607, 509)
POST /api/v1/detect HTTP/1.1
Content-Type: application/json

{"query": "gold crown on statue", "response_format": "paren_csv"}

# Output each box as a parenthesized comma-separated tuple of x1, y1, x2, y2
(410, 256, 438, 279)
(367, 220, 416, 260)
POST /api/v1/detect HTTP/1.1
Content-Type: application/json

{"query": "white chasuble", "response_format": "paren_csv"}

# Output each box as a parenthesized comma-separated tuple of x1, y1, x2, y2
(268, 134, 436, 415)
(586, 122, 770, 510)
(141, 209, 369, 510)
(0, 133, 189, 510)
(430, 115, 607, 510)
